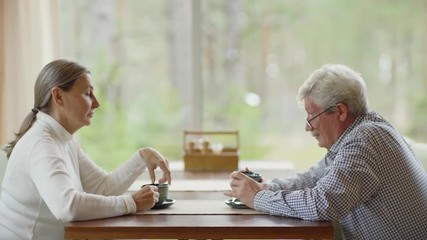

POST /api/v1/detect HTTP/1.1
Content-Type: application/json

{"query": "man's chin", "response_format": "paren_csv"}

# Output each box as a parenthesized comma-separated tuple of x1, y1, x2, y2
(316, 140, 325, 148)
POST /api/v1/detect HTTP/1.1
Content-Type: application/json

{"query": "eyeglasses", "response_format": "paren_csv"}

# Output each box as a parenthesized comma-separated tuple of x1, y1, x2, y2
(305, 105, 336, 130)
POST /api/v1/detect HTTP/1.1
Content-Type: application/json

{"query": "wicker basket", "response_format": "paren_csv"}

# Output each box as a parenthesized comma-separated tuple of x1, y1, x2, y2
(183, 131, 239, 171)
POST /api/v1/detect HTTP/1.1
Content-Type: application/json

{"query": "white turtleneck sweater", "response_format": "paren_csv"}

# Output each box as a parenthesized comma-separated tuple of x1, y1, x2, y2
(0, 112, 146, 239)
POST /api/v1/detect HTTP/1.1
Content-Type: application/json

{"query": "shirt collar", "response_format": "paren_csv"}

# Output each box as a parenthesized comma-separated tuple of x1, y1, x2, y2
(37, 111, 73, 143)
(326, 111, 379, 160)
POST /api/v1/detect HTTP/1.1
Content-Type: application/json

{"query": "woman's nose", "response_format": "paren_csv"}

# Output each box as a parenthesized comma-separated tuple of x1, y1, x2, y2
(92, 95, 100, 108)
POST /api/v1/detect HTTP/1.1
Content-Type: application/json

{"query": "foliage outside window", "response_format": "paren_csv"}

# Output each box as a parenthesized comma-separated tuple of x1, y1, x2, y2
(60, 0, 427, 171)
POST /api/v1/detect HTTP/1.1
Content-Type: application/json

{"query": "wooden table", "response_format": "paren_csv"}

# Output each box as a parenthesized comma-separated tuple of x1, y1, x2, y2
(64, 192, 334, 239)
(64, 213, 333, 239)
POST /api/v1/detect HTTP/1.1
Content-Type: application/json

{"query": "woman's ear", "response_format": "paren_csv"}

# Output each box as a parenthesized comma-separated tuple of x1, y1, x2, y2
(51, 87, 64, 107)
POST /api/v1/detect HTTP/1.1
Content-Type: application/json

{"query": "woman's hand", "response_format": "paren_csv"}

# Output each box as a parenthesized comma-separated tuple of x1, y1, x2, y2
(139, 147, 171, 185)
(131, 185, 159, 212)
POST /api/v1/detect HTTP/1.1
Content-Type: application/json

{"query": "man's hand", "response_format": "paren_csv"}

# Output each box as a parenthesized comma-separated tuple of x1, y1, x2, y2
(223, 171, 263, 209)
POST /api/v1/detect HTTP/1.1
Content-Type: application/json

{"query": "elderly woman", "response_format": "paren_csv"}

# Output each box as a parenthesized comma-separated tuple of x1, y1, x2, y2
(0, 59, 172, 239)
(226, 64, 427, 239)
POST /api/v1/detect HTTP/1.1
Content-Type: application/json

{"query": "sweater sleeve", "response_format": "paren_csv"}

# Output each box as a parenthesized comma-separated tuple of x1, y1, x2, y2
(30, 139, 143, 222)
(76, 145, 146, 196)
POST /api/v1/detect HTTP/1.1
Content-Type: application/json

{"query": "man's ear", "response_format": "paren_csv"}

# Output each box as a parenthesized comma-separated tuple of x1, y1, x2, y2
(51, 87, 64, 107)
(336, 103, 348, 122)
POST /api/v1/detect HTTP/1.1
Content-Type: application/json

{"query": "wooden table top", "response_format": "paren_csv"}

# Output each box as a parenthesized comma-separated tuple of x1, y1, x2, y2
(65, 166, 333, 239)
(65, 213, 333, 239)
(64, 191, 334, 239)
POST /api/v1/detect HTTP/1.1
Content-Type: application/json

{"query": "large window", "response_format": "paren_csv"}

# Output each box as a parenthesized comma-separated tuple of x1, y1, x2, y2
(59, 0, 427, 171)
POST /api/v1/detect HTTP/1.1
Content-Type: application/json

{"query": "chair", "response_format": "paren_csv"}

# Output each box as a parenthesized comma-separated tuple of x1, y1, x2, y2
(406, 137, 427, 170)
(0, 146, 7, 189)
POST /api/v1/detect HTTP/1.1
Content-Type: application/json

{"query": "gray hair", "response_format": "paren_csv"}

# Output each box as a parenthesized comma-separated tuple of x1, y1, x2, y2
(6, 59, 89, 158)
(296, 64, 369, 116)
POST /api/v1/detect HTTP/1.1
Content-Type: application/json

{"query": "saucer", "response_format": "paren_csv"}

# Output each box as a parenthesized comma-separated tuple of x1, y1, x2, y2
(225, 198, 250, 209)
(152, 199, 176, 210)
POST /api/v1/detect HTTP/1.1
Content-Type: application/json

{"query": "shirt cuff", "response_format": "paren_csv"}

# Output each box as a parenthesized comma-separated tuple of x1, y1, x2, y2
(123, 194, 137, 214)
(268, 181, 282, 191)
(253, 189, 273, 212)
(132, 150, 147, 169)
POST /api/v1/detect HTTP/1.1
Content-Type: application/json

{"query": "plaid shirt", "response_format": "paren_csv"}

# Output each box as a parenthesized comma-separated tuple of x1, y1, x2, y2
(254, 111, 427, 240)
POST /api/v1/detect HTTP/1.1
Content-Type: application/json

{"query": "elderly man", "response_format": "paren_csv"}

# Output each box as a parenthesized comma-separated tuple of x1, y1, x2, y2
(226, 64, 427, 239)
